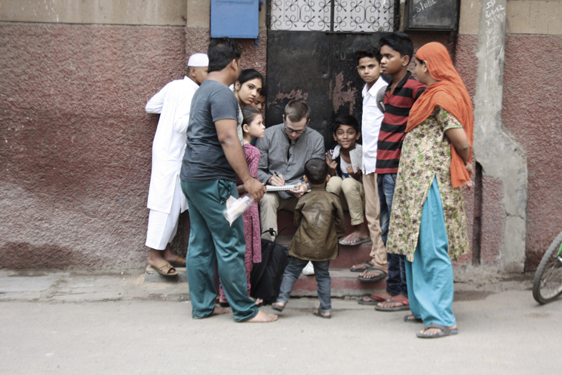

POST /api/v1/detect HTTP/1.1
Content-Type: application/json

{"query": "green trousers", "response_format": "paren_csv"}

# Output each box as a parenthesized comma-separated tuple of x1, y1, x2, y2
(181, 179, 258, 322)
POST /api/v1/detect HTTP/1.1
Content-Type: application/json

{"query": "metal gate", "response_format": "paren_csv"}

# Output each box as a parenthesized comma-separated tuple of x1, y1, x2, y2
(265, 0, 398, 146)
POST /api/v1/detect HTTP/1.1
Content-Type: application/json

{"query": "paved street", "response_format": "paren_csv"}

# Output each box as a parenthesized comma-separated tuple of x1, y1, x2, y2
(1, 269, 561, 374)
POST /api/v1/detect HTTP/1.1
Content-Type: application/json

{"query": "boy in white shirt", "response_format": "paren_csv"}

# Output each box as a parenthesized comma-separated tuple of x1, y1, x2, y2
(349, 48, 390, 288)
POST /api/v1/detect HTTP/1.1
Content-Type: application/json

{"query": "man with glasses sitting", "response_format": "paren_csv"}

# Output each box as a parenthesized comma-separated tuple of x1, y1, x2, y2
(256, 100, 324, 274)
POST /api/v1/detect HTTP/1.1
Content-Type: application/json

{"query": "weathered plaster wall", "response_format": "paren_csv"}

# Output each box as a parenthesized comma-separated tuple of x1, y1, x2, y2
(502, 34, 562, 269)
(0, 1, 268, 269)
(0, 24, 186, 268)
(0, 0, 187, 26)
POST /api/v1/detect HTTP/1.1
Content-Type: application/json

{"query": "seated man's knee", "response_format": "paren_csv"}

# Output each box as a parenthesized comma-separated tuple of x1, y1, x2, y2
(327, 176, 343, 194)
(341, 177, 358, 192)
(259, 192, 278, 210)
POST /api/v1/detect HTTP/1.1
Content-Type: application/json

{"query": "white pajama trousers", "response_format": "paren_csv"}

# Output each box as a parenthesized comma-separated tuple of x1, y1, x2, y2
(145, 177, 188, 250)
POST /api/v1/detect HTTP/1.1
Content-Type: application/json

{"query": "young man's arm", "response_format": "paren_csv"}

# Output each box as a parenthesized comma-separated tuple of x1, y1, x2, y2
(216, 119, 265, 201)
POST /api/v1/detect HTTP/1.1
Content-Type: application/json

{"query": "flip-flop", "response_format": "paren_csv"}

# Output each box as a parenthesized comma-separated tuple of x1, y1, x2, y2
(374, 298, 410, 311)
(349, 261, 374, 273)
(339, 234, 372, 246)
(357, 268, 388, 282)
(312, 310, 332, 319)
(150, 261, 178, 277)
(416, 323, 458, 339)
(271, 302, 285, 312)
(170, 256, 186, 267)
(357, 293, 387, 305)
(404, 315, 423, 323)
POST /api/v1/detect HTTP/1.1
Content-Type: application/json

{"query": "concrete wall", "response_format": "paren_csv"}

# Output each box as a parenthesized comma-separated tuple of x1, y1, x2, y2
(0, 0, 268, 269)
(2, 0, 560, 271)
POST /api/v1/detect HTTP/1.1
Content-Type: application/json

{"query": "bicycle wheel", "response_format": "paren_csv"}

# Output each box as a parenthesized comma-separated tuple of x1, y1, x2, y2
(533, 231, 562, 304)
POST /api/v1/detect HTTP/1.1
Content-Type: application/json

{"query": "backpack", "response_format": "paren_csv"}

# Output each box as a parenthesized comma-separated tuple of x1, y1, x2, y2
(250, 228, 289, 305)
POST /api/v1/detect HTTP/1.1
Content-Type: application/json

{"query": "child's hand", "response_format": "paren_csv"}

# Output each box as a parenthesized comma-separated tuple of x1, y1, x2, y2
(346, 165, 362, 181)
(325, 152, 337, 176)
(290, 183, 308, 198)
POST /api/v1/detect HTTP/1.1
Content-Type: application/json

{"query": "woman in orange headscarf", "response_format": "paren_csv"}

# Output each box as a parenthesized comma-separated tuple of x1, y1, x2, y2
(386, 42, 473, 339)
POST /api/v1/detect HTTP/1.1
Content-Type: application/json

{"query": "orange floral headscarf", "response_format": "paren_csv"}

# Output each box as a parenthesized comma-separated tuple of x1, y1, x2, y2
(407, 42, 474, 188)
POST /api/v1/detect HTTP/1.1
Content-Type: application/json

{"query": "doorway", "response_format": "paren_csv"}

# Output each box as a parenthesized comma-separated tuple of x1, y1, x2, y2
(265, 0, 398, 146)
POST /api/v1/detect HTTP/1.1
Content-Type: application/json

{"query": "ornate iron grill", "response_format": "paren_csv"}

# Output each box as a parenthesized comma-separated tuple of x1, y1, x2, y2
(270, 0, 395, 32)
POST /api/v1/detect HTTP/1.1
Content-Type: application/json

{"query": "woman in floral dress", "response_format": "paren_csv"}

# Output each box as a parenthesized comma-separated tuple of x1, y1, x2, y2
(386, 42, 474, 339)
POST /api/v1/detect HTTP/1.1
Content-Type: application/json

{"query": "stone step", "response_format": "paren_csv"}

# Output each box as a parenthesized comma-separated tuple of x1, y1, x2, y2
(144, 266, 385, 299)
(144, 265, 187, 283)
(276, 209, 363, 235)
(291, 268, 386, 298)
(276, 235, 372, 269)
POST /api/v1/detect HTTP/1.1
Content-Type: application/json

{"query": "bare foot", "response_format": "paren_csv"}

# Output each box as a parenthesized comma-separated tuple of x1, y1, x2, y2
(350, 225, 369, 240)
(246, 309, 278, 323)
(211, 305, 230, 316)
(359, 268, 386, 280)
(254, 298, 263, 306)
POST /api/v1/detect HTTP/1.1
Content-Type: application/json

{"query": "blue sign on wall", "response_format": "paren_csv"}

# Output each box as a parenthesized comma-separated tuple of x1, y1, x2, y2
(211, 0, 260, 39)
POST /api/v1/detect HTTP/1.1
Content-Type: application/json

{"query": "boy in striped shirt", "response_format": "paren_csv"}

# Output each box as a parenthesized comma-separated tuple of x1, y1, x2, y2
(365, 32, 426, 312)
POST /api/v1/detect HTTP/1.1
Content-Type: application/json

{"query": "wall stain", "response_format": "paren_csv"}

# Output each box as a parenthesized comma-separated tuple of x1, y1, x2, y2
(332, 72, 357, 114)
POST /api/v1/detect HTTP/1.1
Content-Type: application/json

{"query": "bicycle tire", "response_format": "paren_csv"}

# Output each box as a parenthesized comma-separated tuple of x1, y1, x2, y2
(533, 231, 562, 304)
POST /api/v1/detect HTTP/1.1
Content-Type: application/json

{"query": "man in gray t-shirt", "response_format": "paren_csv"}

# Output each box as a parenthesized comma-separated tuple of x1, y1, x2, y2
(180, 38, 277, 324)
(255, 100, 324, 242)
(181, 79, 239, 183)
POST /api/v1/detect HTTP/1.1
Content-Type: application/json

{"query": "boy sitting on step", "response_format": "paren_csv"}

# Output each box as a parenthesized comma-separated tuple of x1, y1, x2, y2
(272, 158, 346, 318)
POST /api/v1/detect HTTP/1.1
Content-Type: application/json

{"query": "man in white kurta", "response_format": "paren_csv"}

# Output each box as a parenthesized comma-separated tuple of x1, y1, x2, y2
(145, 53, 209, 276)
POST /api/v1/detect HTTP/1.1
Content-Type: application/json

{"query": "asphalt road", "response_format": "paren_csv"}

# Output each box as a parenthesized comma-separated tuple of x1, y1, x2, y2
(1, 270, 561, 374)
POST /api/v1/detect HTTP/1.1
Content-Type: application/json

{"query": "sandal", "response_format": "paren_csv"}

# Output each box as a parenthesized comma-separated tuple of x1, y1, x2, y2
(416, 323, 458, 339)
(357, 294, 387, 305)
(404, 315, 423, 323)
(349, 261, 374, 273)
(271, 302, 286, 312)
(150, 261, 178, 277)
(339, 234, 371, 246)
(374, 297, 410, 311)
(170, 256, 186, 267)
(312, 309, 331, 319)
(357, 268, 388, 282)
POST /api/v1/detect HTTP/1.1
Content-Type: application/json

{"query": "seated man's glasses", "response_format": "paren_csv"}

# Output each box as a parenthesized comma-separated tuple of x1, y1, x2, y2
(284, 125, 305, 135)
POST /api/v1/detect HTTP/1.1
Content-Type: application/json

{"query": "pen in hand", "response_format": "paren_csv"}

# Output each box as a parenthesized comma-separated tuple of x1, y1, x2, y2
(272, 171, 285, 185)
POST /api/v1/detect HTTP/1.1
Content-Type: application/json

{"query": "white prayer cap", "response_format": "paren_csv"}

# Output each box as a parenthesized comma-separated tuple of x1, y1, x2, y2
(187, 53, 209, 67)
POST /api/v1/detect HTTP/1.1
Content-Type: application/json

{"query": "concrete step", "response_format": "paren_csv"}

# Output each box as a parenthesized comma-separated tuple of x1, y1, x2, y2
(144, 265, 187, 283)
(276, 210, 373, 269)
(276, 209, 364, 236)
(145, 265, 385, 298)
(291, 268, 386, 298)
(276, 235, 372, 269)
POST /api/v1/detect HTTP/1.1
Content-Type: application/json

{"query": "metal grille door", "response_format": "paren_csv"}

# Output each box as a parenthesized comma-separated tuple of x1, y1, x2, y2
(266, 0, 397, 146)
